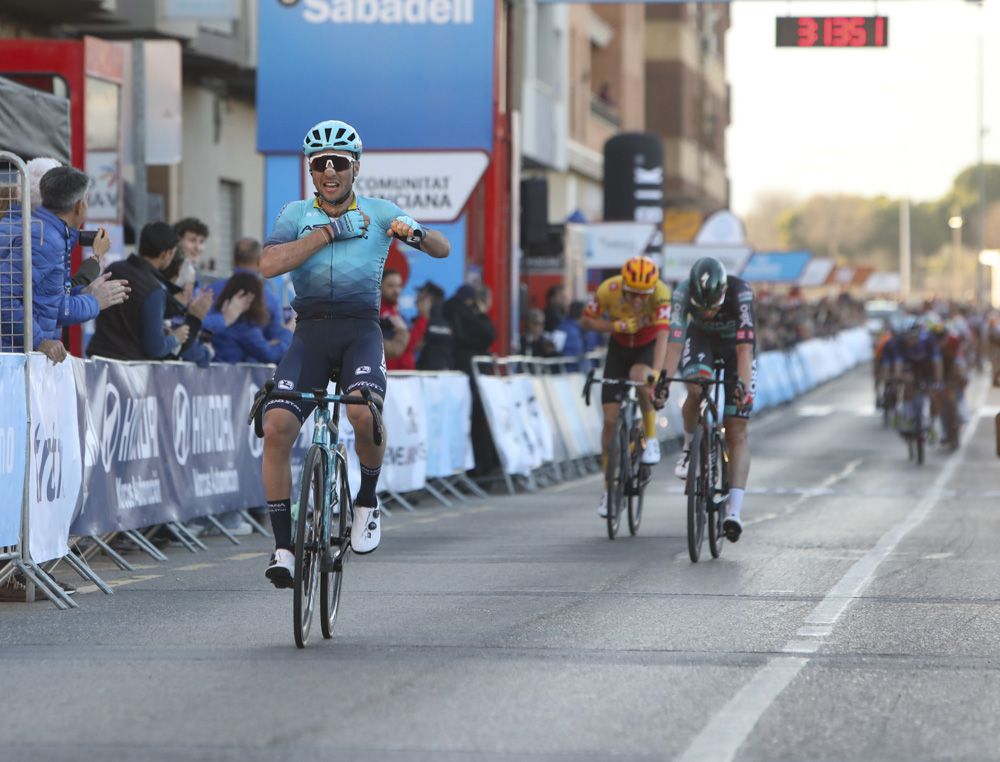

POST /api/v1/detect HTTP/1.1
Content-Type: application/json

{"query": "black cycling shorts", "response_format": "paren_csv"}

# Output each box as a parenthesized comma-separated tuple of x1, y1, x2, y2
(265, 317, 387, 424)
(678, 325, 757, 420)
(601, 338, 656, 405)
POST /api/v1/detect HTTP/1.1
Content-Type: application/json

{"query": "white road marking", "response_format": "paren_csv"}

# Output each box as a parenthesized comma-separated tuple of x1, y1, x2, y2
(175, 563, 217, 572)
(226, 552, 263, 562)
(677, 657, 810, 762)
(677, 377, 987, 762)
(797, 405, 834, 417)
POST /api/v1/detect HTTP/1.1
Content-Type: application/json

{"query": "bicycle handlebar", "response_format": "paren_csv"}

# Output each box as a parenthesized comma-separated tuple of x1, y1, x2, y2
(248, 379, 385, 446)
(582, 369, 649, 407)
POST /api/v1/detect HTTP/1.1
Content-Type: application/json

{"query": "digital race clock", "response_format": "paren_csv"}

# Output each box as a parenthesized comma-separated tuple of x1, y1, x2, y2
(776, 17, 889, 48)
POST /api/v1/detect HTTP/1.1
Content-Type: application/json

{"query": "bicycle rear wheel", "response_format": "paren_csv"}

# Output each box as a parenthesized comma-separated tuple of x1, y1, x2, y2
(294, 445, 325, 648)
(321, 446, 352, 639)
(627, 424, 645, 536)
(606, 423, 626, 539)
(708, 433, 728, 559)
(686, 426, 708, 562)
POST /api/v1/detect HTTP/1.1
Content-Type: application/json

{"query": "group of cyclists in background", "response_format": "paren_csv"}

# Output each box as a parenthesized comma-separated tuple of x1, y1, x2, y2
(874, 304, 989, 459)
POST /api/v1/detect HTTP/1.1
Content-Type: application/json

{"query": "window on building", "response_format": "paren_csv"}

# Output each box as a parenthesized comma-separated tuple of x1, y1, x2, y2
(214, 179, 242, 275)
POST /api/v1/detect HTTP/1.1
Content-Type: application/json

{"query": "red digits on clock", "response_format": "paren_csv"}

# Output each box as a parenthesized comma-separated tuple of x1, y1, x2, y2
(848, 17, 866, 46)
(797, 17, 818, 47)
(874, 17, 886, 46)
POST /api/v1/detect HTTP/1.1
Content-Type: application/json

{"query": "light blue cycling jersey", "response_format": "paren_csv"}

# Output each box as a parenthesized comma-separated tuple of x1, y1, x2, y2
(264, 194, 407, 320)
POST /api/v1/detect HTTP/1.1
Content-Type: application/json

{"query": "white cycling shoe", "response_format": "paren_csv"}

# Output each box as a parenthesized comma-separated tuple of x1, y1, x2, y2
(722, 515, 743, 543)
(351, 504, 381, 554)
(674, 449, 690, 480)
(265, 548, 294, 589)
(597, 491, 608, 518)
(641, 437, 661, 465)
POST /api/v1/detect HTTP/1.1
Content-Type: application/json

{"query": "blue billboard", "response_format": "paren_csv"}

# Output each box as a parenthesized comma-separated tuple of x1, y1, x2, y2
(740, 251, 813, 284)
(257, 0, 496, 153)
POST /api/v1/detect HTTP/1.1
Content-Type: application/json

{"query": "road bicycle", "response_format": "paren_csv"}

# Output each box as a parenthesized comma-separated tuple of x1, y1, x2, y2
(249, 376, 383, 648)
(583, 371, 653, 540)
(661, 359, 732, 562)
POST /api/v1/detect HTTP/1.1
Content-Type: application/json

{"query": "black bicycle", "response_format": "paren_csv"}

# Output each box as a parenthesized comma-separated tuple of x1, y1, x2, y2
(249, 376, 383, 648)
(660, 359, 732, 562)
(896, 380, 934, 466)
(583, 371, 653, 540)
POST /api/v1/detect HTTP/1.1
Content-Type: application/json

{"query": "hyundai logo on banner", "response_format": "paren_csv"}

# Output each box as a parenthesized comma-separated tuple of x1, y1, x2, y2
(258, 0, 495, 153)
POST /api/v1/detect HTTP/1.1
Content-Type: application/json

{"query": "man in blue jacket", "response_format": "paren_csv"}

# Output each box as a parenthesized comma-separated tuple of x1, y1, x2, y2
(0, 166, 130, 362)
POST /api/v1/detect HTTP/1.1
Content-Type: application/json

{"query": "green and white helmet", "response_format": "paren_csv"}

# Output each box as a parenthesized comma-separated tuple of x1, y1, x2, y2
(689, 257, 728, 310)
(302, 120, 363, 158)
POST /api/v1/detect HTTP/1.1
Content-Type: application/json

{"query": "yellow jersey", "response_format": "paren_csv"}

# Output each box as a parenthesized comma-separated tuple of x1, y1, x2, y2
(583, 275, 672, 348)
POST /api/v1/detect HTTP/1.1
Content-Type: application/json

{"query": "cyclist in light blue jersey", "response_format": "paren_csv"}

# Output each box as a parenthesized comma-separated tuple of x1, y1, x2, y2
(259, 119, 450, 587)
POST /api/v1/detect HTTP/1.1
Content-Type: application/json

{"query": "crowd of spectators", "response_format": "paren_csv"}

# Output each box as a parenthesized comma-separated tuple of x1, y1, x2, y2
(755, 292, 865, 352)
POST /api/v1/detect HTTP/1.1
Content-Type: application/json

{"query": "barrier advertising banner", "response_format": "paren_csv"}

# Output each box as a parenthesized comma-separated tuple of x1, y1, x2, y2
(28, 356, 83, 563)
(72, 361, 271, 536)
(380, 376, 427, 492)
(0, 354, 26, 546)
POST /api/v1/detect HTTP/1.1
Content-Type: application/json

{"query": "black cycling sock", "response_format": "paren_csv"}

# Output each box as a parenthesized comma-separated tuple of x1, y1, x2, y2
(356, 463, 381, 507)
(268, 499, 292, 551)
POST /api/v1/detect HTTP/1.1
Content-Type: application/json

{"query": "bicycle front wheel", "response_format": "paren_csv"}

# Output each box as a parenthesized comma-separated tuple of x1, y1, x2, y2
(708, 433, 727, 559)
(321, 445, 352, 639)
(627, 424, 645, 536)
(686, 426, 708, 563)
(293, 445, 325, 649)
(606, 423, 626, 539)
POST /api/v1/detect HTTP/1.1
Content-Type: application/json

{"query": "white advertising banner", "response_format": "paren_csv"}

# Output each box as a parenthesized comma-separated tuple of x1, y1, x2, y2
(581, 222, 659, 269)
(419, 373, 473, 478)
(379, 377, 427, 492)
(0, 354, 26, 547)
(306, 151, 490, 223)
(476, 376, 533, 476)
(515, 376, 553, 464)
(28, 356, 83, 563)
(662, 244, 752, 282)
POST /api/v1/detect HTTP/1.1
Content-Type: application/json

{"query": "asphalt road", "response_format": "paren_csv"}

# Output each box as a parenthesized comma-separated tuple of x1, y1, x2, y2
(3, 365, 1000, 761)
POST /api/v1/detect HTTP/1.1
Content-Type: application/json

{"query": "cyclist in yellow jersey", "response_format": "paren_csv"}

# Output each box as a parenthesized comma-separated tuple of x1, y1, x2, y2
(582, 255, 671, 518)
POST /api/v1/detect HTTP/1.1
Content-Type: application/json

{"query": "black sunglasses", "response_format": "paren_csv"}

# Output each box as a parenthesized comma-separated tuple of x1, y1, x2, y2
(309, 155, 353, 173)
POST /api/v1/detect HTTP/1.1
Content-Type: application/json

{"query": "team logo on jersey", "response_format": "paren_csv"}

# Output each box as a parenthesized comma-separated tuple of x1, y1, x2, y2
(609, 281, 620, 291)
(356, 366, 371, 375)
(657, 304, 670, 322)
(277, 379, 294, 390)
(739, 303, 753, 328)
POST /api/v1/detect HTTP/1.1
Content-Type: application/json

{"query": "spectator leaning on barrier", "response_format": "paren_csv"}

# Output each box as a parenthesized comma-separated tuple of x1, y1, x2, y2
(172, 217, 209, 303)
(379, 268, 414, 368)
(0, 166, 130, 362)
(210, 272, 291, 364)
(446, 283, 500, 476)
(203, 238, 292, 345)
(87, 222, 191, 361)
(414, 280, 453, 371)
(27, 159, 104, 289)
(544, 283, 568, 333)
(156, 246, 216, 367)
(522, 307, 558, 357)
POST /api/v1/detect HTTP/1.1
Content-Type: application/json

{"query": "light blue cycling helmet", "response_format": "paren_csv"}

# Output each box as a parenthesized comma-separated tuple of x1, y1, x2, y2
(302, 120, 363, 158)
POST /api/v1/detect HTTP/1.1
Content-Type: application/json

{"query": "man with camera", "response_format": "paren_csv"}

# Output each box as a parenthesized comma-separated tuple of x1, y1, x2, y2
(0, 166, 130, 363)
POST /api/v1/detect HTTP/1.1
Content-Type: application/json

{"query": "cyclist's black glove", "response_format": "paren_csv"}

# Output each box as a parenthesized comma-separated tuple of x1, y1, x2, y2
(734, 379, 754, 413)
(653, 370, 670, 409)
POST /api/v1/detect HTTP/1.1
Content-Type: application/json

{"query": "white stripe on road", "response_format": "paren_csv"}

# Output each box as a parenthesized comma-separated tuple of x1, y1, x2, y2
(677, 379, 986, 762)
(677, 657, 809, 762)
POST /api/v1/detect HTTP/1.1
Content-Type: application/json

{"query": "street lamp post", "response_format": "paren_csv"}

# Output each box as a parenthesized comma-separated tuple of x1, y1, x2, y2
(949, 215, 964, 299)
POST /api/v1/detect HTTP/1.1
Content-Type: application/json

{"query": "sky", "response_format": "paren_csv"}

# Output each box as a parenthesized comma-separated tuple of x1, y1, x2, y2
(726, 0, 1000, 215)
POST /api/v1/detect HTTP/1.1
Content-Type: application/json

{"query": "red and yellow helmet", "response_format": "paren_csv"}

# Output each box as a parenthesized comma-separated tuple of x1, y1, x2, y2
(621, 256, 659, 294)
